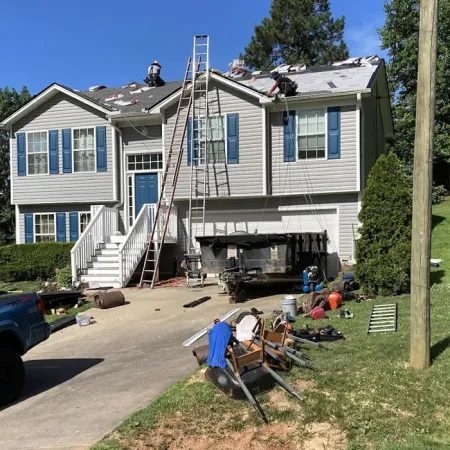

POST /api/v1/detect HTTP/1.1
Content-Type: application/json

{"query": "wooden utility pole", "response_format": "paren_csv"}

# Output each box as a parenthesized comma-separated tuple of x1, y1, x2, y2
(410, 0, 438, 369)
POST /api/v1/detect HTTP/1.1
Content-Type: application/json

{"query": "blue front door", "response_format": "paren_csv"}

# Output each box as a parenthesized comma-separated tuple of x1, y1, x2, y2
(135, 174, 158, 217)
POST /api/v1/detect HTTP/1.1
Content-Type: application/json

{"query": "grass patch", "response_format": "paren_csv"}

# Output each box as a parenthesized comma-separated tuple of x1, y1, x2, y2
(0, 280, 40, 293)
(45, 301, 95, 323)
(93, 200, 450, 450)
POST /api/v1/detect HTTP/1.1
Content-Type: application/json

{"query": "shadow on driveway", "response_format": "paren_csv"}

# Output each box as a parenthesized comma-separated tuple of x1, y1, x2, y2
(1, 358, 104, 410)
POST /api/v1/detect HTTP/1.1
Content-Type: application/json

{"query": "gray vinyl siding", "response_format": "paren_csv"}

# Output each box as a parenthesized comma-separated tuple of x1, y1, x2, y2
(269, 105, 358, 195)
(122, 125, 162, 153)
(164, 82, 263, 198)
(16, 203, 112, 244)
(175, 193, 358, 265)
(11, 93, 114, 205)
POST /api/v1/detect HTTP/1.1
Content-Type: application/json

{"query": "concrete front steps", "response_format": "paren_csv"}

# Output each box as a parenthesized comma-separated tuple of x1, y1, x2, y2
(79, 236, 126, 288)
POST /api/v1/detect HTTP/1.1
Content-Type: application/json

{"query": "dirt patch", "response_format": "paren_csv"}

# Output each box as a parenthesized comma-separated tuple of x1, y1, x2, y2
(268, 389, 298, 412)
(186, 368, 207, 385)
(380, 402, 415, 418)
(294, 379, 317, 391)
(124, 420, 300, 449)
(302, 422, 347, 450)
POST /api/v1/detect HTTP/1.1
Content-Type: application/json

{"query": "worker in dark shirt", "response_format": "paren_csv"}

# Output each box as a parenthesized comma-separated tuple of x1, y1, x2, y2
(144, 61, 165, 87)
(266, 72, 297, 97)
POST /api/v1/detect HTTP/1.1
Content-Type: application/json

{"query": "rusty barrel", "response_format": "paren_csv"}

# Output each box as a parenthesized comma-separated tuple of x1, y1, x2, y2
(192, 345, 209, 365)
(95, 291, 125, 309)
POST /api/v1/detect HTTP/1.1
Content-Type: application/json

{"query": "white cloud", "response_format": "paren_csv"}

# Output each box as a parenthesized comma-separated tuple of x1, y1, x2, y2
(346, 24, 386, 58)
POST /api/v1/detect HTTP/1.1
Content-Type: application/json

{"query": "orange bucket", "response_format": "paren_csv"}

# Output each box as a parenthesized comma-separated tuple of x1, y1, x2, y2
(328, 292, 343, 310)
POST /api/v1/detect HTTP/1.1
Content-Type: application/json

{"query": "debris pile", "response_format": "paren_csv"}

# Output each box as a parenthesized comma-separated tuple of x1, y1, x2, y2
(184, 308, 333, 422)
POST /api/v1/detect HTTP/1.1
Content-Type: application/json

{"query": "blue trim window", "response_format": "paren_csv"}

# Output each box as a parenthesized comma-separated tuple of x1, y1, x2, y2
(27, 131, 49, 174)
(297, 109, 326, 159)
(73, 127, 96, 172)
(34, 214, 56, 242)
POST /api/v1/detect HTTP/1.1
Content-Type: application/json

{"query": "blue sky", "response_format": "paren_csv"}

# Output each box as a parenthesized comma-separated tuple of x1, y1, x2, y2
(0, 0, 386, 94)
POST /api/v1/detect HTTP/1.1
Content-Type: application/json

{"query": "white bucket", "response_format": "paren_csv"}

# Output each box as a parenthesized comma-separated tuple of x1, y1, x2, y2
(281, 295, 297, 319)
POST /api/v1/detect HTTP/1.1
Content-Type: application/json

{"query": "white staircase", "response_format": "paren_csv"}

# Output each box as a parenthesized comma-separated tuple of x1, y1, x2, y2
(71, 204, 178, 289)
(79, 240, 124, 288)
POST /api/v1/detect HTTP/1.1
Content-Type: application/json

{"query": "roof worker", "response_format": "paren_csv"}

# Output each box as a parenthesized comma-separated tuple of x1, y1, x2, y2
(144, 60, 165, 87)
(266, 72, 297, 97)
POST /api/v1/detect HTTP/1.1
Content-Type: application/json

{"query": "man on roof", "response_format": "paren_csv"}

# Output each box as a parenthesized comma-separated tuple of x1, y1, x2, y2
(144, 60, 165, 87)
(266, 72, 297, 97)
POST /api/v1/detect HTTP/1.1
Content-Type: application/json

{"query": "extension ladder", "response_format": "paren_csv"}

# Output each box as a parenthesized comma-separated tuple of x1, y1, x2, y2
(187, 35, 210, 254)
(138, 57, 195, 288)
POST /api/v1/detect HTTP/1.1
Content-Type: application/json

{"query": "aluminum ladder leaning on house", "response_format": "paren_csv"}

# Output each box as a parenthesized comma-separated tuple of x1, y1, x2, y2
(186, 35, 210, 275)
(138, 57, 195, 288)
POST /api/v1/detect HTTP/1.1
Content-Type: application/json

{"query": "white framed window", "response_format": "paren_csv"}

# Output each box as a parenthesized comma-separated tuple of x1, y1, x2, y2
(297, 109, 326, 159)
(127, 175, 134, 228)
(127, 154, 163, 171)
(27, 131, 48, 175)
(197, 115, 226, 164)
(79, 212, 91, 235)
(34, 214, 55, 242)
(73, 127, 96, 172)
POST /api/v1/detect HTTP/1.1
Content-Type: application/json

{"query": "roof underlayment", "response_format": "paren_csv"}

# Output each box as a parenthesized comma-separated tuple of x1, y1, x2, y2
(223, 56, 381, 97)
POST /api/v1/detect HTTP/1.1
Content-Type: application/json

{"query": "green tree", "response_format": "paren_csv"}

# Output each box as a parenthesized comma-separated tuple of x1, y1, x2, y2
(355, 154, 413, 296)
(242, 0, 349, 70)
(0, 86, 31, 243)
(379, 0, 450, 168)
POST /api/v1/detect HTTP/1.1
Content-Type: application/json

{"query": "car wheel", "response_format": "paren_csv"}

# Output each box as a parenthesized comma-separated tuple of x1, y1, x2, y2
(0, 348, 25, 406)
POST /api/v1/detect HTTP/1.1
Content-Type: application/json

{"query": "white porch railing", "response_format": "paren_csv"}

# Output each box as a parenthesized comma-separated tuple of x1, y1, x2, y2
(118, 202, 178, 287)
(71, 206, 119, 282)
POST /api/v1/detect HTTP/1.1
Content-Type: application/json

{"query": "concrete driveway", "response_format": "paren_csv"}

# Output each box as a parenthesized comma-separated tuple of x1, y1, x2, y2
(0, 284, 283, 450)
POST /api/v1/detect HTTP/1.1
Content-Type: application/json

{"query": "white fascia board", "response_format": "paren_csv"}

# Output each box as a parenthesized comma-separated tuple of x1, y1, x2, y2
(1, 84, 110, 127)
(261, 89, 372, 106)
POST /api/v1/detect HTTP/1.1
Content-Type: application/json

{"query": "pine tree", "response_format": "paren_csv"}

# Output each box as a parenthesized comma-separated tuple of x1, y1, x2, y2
(355, 154, 412, 296)
(242, 0, 349, 70)
(379, 0, 450, 168)
(0, 86, 31, 243)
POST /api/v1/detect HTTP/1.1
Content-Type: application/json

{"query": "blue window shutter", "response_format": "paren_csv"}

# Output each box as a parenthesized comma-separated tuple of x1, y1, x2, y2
(56, 213, 66, 242)
(227, 113, 239, 164)
(96, 126, 107, 172)
(49, 130, 59, 174)
(62, 129, 72, 173)
(283, 111, 296, 162)
(187, 118, 192, 166)
(17, 133, 26, 176)
(327, 106, 341, 159)
(69, 213, 79, 241)
(24, 213, 33, 243)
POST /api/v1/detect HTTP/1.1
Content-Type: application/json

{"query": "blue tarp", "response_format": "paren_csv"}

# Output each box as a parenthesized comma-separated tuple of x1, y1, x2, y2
(206, 322, 232, 369)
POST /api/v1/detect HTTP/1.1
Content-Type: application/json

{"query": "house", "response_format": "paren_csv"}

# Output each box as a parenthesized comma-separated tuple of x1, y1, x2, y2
(0, 55, 393, 288)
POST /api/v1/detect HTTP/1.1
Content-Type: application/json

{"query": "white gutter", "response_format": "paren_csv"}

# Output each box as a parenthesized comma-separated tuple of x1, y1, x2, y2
(262, 105, 267, 195)
(9, 126, 13, 205)
(259, 88, 372, 105)
(108, 118, 124, 207)
(357, 92, 365, 191)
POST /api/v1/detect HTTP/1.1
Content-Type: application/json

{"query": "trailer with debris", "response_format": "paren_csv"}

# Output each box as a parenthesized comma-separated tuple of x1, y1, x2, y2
(195, 232, 328, 300)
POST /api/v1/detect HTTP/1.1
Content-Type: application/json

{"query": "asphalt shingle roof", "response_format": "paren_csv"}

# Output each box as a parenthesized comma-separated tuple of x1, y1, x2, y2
(225, 60, 382, 98)
(80, 81, 183, 113)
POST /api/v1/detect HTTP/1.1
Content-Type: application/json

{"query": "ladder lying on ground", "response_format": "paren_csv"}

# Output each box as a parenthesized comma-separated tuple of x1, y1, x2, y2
(139, 35, 211, 288)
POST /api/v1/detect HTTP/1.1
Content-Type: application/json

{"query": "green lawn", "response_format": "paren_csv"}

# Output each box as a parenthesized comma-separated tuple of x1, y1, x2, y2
(92, 200, 450, 450)
(0, 280, 40, 293)
(45, 301, 95, 323)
